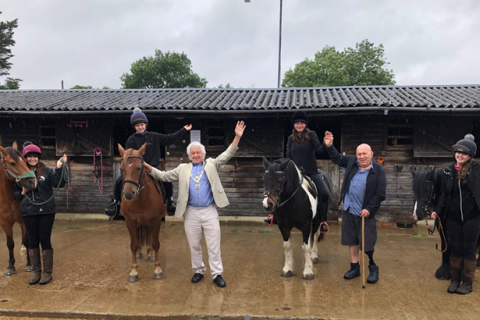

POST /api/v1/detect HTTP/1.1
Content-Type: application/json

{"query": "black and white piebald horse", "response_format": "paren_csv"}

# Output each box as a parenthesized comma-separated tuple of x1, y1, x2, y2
(412, 166, 480, 279)
(262, 157, 334, 280)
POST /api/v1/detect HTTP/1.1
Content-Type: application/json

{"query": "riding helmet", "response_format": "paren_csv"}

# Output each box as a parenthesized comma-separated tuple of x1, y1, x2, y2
(22, 141, 41, 158)
(453, 134, 477, 157)
(130, 107, 148, 126)
(291, 110, 308, 124)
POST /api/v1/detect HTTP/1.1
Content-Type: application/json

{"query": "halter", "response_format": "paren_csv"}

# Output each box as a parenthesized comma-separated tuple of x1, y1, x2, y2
(263, 171, 304, 211)
(0, 151, 23, 183)
(122, 155, 149, 196)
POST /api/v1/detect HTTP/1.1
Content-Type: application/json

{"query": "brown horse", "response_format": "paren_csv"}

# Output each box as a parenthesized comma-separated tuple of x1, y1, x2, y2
(0, 142, 38, 275)
(118, 143, 166, 282)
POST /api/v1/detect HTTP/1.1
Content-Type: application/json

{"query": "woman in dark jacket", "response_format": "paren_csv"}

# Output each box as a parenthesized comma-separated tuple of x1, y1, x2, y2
(432, 134, 480, 295)
(265, 111, 330, 232)
(13, 142, 68, 285)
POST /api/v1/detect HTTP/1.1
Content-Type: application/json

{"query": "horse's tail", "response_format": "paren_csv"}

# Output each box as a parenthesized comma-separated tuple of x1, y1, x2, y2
(319, 169, 336, 211)
(137, 225, 148, 247)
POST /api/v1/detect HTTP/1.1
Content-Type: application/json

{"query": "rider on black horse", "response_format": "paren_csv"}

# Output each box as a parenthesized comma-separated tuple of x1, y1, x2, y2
(105, 107, 192, 219)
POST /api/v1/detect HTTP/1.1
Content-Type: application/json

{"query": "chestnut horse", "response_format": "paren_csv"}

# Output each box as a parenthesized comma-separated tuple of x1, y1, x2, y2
(0, 142, 37, 275)
(118, 143, 166, 282)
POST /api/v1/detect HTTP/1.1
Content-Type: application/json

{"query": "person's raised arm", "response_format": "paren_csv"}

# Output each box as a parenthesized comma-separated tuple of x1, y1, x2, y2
(231, 121, 246, 149)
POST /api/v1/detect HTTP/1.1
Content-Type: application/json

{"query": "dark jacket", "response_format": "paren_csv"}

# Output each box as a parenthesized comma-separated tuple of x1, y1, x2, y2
(326, 145, 386, 219)
(125, 128, 187, 167)
(286, 131, 325, 175)
(13, 165, 67, 216)
(434, 161, 480, 221)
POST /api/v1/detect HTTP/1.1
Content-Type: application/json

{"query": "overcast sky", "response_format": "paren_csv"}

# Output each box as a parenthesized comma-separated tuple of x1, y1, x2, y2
(1, 0, 479, 90)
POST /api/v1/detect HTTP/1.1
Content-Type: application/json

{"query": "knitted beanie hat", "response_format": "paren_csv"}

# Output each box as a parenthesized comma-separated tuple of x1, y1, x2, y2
(131, 107, 148, 126)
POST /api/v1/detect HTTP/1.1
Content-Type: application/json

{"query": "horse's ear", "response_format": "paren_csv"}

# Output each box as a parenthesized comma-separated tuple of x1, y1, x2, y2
(279, 159, 290, 171)
(411, 166, 417, 177)
(12, 141, 18, 150)
(118, 144, 125, 157)
(138, 143, 147, 156)
(0, 146, 6, 156)
(262, 157, 270, 169)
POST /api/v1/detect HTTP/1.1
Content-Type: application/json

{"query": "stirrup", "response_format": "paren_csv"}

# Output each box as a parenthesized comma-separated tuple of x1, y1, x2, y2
(265, 214, 274, 226)
(319, 222, 329, 233)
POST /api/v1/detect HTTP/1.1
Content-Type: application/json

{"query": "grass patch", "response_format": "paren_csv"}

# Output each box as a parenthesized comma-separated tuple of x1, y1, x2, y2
(169, 223, 176, 228)
(259, 230, 271, 234)
(232, 229, 238, 233)
(68, 226, 82, 230)
(245, 230, 253, 233)
(412, 233, 428, 237)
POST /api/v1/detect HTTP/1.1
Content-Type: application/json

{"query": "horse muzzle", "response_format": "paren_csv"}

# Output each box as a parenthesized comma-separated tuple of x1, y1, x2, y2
(123, 190, 137, 201)
(19, 178, 38, 192)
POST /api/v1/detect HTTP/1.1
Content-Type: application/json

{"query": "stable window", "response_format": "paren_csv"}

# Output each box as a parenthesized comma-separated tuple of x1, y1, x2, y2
(206, 120, 225, 151)
(39, 125, 56, 149)
(387, 119, 413, 146)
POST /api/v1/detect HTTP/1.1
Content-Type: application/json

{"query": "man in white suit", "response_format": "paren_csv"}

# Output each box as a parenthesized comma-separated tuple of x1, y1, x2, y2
(145, 121, 246, 287)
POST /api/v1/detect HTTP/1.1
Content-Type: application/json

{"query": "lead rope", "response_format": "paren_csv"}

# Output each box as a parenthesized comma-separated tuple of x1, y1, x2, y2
(93, 148, 103, 193)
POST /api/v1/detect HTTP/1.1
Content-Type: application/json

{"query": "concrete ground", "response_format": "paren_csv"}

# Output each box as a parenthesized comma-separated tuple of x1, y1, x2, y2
(0, 218, 478, 320)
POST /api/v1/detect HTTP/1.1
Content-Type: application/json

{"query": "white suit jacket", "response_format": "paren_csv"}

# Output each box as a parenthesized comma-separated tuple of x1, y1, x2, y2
(149, 144, 238, 218)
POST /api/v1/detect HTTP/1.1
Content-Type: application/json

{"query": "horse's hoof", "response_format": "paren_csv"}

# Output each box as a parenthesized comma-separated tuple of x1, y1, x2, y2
(154, 273, 164, 280)
(25, 266, 33, 272)
(435, 263, 451, 280)
(281, 270, 292, 277)
(5, 269, 16, 276)
(136, 252, 143, 259)
(147, 256, 155, 263)
(303, 273, 315, 280)
(128, 275, 139, 283)
(20, 246, 27, 254)
(311, 257, 320, 264)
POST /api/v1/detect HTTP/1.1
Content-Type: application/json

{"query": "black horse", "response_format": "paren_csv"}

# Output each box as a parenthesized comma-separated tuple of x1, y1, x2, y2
(412, 166, 480, 280)
(262, 158, 334, 280)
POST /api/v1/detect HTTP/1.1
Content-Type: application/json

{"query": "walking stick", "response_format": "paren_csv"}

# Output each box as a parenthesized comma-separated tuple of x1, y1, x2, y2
(362, 215, 366, 289)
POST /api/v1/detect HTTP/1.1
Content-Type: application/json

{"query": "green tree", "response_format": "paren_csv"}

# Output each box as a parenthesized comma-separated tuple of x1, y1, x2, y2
(282, 40, 395, 87)
(121, 50, 207, 89)
(0, 12, 21, 90)
(218, 83, 232, 88)
(70, 85, 111, 89)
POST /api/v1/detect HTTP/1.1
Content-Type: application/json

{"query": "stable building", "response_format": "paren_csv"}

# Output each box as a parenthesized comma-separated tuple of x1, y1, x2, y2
(1, 85, 479, 223)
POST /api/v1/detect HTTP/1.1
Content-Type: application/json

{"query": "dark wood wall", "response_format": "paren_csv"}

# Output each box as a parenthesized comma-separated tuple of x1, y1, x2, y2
(0, 117, 114, 214)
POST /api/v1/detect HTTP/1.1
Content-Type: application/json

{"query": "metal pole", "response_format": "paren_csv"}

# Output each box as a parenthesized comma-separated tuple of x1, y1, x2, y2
(278, 0, 283, 88)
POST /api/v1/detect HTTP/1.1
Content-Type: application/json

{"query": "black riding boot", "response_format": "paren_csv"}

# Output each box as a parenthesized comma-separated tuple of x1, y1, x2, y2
(39, 249, 53, 285)
(28, 248, 41, 285)
(456, 259, 476, 294)
(319, 201, 329, 232)
(447, 257, 463, 293)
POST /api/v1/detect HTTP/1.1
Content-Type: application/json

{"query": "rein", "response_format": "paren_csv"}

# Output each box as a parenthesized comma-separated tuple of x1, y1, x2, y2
(22, 160, 70, 206)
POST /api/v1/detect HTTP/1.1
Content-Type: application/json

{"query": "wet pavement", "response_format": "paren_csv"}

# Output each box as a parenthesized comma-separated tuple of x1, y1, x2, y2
(0, 219, 479, 320)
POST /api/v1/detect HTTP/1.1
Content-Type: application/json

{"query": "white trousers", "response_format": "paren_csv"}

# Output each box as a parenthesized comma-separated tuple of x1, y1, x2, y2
(184, 204, 223, 279)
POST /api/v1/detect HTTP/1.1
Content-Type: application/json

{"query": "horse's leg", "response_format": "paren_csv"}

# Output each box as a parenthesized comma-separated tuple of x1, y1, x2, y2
(279, 225, 293, 277)
(151, 221, 164, 280)
(476, 235, 480, 270)
(310, 214, 322, 264)
(1, 222, 16, 276)
(436, 217, 452, 280)
(147, 230, 155, 263)
(301, 224, 314, 280)
(310, 228, 321, 264)
(136, 226, 143, 259)
(127, 222, 140, 282)
(20, 224, 32, 272)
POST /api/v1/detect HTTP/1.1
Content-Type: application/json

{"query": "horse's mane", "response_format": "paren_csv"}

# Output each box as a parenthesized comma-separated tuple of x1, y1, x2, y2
(5, 147, 21, 162)
(412, 168, 431, 198)
(270, 158, 300, 194)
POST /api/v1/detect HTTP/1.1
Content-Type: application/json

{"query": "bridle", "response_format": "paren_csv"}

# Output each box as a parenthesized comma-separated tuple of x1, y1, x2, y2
(122, 155, 149, 196)
(263, 169, 303, 211)
(0, 151, 23, 183)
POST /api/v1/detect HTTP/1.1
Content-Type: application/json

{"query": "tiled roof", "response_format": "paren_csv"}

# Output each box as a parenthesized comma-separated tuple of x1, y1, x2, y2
(0, 85, 479, 113)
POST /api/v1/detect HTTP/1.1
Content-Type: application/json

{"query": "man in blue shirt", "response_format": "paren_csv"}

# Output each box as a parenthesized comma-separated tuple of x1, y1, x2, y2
(324, 132, 386, 284)
(146, 121, 246, 288)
